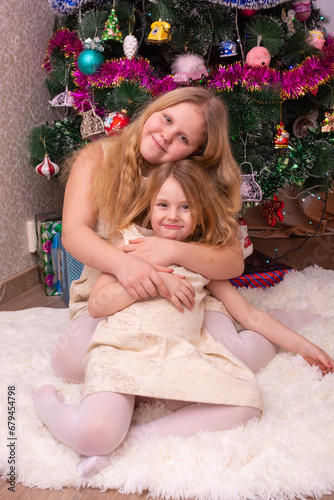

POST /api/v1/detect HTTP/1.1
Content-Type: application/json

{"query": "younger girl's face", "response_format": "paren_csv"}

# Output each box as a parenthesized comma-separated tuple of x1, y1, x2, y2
(140, 102, 205, 166)
(150, 176, 196, 241)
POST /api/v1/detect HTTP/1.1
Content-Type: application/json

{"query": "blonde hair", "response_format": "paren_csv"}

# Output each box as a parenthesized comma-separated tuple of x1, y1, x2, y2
(117, 160, 238, 247)
(92, 87, 242, 233)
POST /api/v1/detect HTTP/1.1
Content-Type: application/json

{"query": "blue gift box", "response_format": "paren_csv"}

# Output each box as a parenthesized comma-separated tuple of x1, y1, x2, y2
(51, 233, 84, 305)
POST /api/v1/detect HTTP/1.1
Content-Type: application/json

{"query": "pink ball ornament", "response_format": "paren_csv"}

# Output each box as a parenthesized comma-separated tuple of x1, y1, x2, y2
(246, 46, 271, 67)
(290, 0, 311, 22)
(104, 111, 130, 136)
(308, 29, 325, 50)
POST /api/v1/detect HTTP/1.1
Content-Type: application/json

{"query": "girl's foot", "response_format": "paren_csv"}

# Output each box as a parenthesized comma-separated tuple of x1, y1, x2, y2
(77, 454, 111, 477)
(33, 384, 64, 421)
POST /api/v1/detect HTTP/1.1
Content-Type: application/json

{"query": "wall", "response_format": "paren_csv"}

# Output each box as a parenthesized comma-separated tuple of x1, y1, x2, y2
(0, 0, 64, 281)
(316, 0, 334, 34)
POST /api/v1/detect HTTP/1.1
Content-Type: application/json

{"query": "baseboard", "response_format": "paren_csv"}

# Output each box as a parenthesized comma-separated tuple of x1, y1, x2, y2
(0, 265, 40, 307)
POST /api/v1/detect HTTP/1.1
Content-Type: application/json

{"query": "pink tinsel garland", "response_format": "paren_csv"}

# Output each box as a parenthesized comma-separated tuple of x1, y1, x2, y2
(209, 37, 334, 100)
(43, 28, 83, 71)
(45, 29, 334, 106)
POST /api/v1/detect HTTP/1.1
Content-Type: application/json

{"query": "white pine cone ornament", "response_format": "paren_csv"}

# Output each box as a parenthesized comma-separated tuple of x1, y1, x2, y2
(123, 35, 138, 60)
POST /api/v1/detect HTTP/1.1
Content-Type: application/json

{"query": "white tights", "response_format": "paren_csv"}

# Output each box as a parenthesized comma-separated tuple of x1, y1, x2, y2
(37, 308, 318, 476)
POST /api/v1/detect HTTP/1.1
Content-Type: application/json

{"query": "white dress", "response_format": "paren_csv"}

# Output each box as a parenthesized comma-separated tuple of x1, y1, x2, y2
(81, 225, 263, 410)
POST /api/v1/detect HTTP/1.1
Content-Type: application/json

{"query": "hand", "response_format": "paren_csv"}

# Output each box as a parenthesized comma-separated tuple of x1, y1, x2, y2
(120, 237, 174, 267)
(160, 272, 195, 312)
(115, 253, 172, 300)
(299, 342, 334, 375)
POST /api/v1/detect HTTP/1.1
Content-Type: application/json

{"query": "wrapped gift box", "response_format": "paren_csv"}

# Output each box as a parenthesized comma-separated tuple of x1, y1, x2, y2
(51, 233, 84, 305)
(35, 212, 62, 296)
(229, 250, 295, 289)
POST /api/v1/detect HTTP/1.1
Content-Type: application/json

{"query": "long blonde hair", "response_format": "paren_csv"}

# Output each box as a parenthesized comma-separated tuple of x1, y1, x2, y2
(93, 87, 242, 233)
(117, 160, 238, 247)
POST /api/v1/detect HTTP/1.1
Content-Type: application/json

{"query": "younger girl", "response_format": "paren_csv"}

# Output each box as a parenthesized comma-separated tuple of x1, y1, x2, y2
(51, 87, 245, 383)
(34, 160, 334, 477)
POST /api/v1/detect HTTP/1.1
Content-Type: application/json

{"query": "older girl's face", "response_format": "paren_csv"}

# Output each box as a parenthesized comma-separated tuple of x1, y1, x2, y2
(140, 102, 205, 166)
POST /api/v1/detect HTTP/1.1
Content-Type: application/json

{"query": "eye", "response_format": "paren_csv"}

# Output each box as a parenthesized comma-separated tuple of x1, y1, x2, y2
(180, 204, 189, 210)
(163, 114, 172, 123)
(157, 202, 168, 208)
(179, 134, 188, 144)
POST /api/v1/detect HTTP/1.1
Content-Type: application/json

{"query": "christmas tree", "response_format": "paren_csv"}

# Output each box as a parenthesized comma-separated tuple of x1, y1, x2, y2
(29, 0, 334, 210)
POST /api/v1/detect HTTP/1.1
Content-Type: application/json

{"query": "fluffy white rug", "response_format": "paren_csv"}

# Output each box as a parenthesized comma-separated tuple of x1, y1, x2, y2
(1, 266, 334, 499)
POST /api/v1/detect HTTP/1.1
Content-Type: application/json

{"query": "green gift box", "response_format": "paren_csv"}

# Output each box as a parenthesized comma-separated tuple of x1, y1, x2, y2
(35, 212, 62, 296)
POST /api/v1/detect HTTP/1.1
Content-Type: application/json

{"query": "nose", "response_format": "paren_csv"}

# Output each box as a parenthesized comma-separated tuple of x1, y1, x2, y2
(167, 207, 179, 220)
(161, 128, 172, 143)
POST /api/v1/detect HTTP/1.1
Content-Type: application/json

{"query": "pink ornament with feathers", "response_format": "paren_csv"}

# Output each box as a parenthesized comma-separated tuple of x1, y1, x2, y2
(172, 54, 208, 85)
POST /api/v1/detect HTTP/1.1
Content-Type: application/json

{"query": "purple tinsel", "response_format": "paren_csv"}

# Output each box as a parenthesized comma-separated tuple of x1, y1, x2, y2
(44, 28, 83, 71)
(71, 57, 177, 110)
(46, 28, 334, 108)
(209, 37, 334, 100)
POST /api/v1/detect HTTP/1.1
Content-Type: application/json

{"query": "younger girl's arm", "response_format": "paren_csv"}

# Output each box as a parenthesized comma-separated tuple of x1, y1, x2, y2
(207, 280, 334, 374)
(89, 270, 195, 318)
(121, 236, 244, 280)
(61, 142, 171, 300)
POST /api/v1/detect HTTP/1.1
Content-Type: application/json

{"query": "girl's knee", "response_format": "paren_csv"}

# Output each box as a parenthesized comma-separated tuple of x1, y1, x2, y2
(75, 418, 126, 456)
(49, 342, 85, 383)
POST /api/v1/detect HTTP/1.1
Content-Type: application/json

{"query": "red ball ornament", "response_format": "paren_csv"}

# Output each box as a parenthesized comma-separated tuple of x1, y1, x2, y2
(238, 8, 257, 17)
(104, 111, 130, 136)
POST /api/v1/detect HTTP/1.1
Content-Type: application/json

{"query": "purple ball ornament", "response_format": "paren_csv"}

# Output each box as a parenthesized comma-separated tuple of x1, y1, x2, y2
(77, 49, 104, 75)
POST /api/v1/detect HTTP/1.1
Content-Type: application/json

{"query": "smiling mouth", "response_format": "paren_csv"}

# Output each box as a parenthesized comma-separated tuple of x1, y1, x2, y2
(163, 225, 182, 229)
(152, 136, 166, 152)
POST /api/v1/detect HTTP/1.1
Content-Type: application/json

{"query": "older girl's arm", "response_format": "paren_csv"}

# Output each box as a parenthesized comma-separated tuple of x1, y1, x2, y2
(121, 236, 244, 280)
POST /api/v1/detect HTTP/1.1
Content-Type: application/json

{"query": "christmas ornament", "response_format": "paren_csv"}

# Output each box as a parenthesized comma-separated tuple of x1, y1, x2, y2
(321, 111, 334, 133)
(77, 48, 104, 75)
(240, 162, 263, 202)
(101, 9, 122, 42)
(238, 8, 257, 17)
(282, 9, 295, 35)
(219, 40, 238, 57)
(35, 154, 59, 180)
(290, 0, 311, 22)
(48, 0, 86, 15)
(49, 86, 74, 108)
(83, 37, 104, 52)
(261, 195, 285, 227)
(246, 46, 271, 67)
(147, 19, 171, 43)
(172, 54, 208, 85)
(209, 37, 334, 100)
(123, 34, 138, 60)
(80, 104, 106, 140)
(104, 111, 130, 135)
(293, 110, 318, 138)
(238, 218, 253, 259)
(274, 122, 289, 148)
(308, 29, 325, 50)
